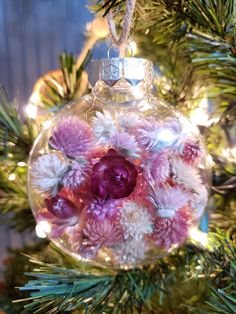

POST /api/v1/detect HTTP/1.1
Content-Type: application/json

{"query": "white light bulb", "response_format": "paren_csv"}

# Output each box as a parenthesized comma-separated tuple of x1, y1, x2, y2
(8, 173, 16, 181)
(25, 103, 38, 119)
(189, 227, 208, 247)
(17, 161, 26, 167)
(35, 221, 51, 238)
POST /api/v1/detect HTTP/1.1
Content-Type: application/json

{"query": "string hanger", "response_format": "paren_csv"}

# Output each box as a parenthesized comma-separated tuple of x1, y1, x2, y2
(105, 0, 137, 48)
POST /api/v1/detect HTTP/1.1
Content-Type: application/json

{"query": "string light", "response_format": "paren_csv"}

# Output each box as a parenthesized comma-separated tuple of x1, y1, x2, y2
(35, 221, 51, 238)
(222, 147, 236, 162)
(17, 161, 26, 167)
(25, 103, 38, 119)
(189, 227, 209, 247)
(190, 97, 219, 127)
(8, 173, 16, 181)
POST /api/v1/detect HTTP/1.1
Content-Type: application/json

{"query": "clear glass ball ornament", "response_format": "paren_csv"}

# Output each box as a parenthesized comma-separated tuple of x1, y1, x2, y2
(28, 58, 210, 268)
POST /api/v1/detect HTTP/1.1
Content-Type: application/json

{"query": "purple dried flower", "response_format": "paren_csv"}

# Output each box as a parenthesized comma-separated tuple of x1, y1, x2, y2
(49, 117, 94, 158)
(62, 161, 91, 190)
(86, 198, 120, 221)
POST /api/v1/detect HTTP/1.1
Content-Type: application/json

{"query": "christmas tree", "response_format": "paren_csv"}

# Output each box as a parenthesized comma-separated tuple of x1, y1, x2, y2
(0, 1, 236, 313)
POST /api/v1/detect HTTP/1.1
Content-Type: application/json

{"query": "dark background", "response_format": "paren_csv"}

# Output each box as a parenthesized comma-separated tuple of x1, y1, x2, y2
(0, 0, 106, 104)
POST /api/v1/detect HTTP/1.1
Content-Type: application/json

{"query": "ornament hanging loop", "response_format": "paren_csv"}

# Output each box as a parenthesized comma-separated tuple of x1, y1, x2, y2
(107, 42, 135, 59)
(105, 0, 137, 47)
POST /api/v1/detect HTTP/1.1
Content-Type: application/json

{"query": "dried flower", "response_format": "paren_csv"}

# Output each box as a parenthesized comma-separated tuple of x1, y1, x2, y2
(137, 118, 179, 151)
(110, 131, 140, 157)
(86, 198, 120, 221)
(171, 158, 202, 192)
(49, 117, 93, 158)
(92, 110, 116, 143)
(120, 200, 153, 240)
(143, 152, 170, 183)
(45, 195, 78, 219)
(91, 149, 138, 199)
(148, 185, 190, 218)
(116, 238, 148, 265)
(83, 217, 124, 247)
(31, 153, 68, 194)
(152, 208, 189, 250)
(62, 161, 91, 190)
(117, 112, 140, 131)
(180, 141, 202, 165)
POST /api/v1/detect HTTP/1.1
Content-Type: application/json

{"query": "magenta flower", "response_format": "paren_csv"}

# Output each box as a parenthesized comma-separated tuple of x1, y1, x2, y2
(152, 208, 189, 250)
(45, 195, 78, 219)
(180, 141, 202, 165)
(86, 198, 121, 221)
(143, 152, 170, 183)
(62, 161, 91, 190)
(91, 149, 138, 199)
(49, 117, 94, 158)
(83, 217, 124, 247)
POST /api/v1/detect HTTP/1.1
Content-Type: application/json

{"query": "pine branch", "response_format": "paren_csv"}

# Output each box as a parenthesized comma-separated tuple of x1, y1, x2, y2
(40, 52, 90, 110)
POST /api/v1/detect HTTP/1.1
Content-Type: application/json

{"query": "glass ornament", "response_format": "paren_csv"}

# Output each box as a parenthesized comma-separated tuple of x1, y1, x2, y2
(28, 58, 210, 268)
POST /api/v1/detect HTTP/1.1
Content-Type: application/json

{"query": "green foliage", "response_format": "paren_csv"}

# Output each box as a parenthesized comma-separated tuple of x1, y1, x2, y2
(41, 52, 90, 109)
(16, 234, 236, 314)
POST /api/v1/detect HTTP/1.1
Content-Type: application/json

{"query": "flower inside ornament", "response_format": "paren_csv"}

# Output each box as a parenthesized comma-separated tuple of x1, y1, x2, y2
(28, 58, 210, 268)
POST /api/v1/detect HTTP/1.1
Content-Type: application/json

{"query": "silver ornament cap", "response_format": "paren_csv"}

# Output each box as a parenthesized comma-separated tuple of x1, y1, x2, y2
(87, 58, 154, 88)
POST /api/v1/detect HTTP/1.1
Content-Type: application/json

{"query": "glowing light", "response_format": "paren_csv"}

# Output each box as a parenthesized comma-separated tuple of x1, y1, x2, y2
(190, 227, 208, 247)
(42, 119, 52, 129)
(129, 41, 137, 55)
(222, 147, 236, 162)
(105, 256, 111, 262)
(190, 97, 219, 127)
(29, 91, 41, 104)
(25, 103, 38, 119)
(8, 173, 16, 181)
(35, 221, 51, 238)
(190, 98, 209, 126)
(207, 155, 214, 166)
(157, 128, 178, 146)
(17, 161, 26, 167)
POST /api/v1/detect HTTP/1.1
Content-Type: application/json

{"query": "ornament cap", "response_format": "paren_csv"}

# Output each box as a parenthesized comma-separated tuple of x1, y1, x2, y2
(87, 58, 154, 88)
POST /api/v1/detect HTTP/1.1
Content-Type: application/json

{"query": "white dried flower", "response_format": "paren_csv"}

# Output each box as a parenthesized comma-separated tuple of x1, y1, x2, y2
(116, 238, 148, 265)
(31, 153, 68, 194)
(148, 185, 190, 218)
(120, 201, 153, 240)
(171, 158, 202, 192)
(117, 112, 140, 130)
(92, 110, 116, 143)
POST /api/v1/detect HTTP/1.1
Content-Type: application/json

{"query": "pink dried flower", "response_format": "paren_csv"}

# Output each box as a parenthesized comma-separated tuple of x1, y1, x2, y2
(62, 161, 91, 190)
(110, 131, 140, 157)
(152, 208, 190, 250)
(83, 217, 124, 247)
(86, 198, 120, 221)
(49, 117, 94, 158)
(180, 141, 202, 165)
(143, 152, 170, 183)
(148, 185, 190, 218)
